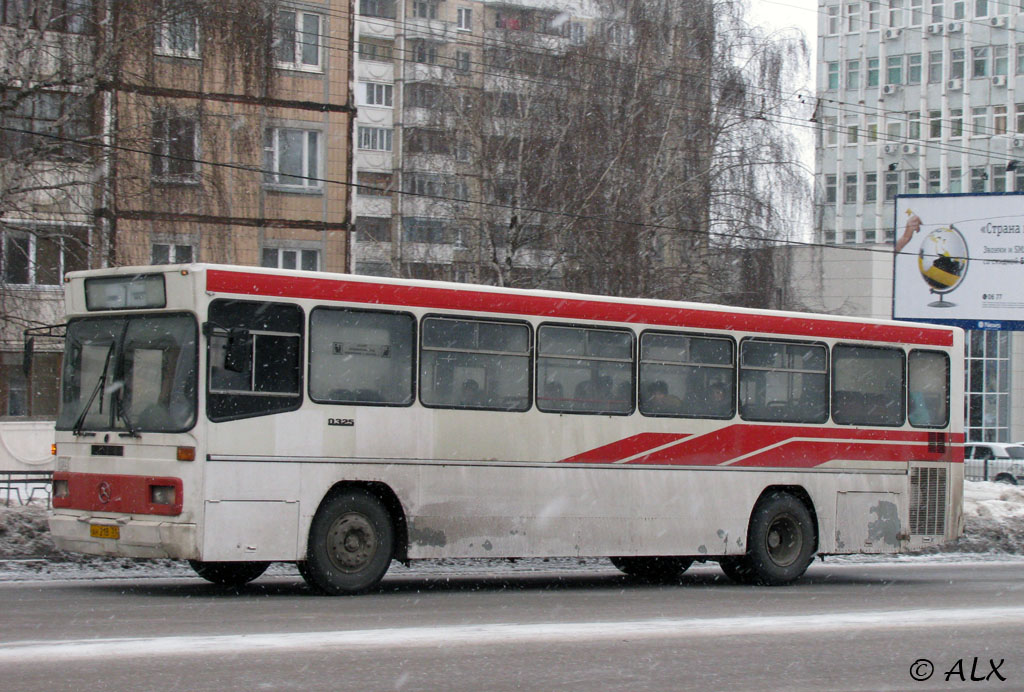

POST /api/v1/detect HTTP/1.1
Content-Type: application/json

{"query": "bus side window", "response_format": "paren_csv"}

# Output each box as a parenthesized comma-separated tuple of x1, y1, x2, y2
(419, 316, 530, 411)
(638, 331, 734, 419)
(831, 345, 905, 427)
(537, 325, 633, 415)
(908, 350, 950, 427)
(309, 308, 415, 406)
(739, 339, 828, 424)
(207, 300, 303, 421)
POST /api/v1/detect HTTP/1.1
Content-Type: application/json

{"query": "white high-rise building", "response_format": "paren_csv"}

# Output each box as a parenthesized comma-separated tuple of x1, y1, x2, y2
(814, 0, 1024, 444)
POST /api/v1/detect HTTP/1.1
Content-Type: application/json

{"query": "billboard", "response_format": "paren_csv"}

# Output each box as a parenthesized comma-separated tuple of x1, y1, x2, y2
(893, 193, 1024, 330)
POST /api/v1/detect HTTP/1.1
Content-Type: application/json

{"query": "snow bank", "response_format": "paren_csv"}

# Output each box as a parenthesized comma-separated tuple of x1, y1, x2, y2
(2, 480, 1023, 580)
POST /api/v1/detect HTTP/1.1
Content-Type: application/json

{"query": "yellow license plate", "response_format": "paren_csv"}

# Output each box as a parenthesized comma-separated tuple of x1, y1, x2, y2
(89, 524, 120, 540)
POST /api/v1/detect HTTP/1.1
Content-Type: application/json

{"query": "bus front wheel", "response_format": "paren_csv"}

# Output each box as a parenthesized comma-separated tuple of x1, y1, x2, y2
(301, 488, 395, 595)
(188, 560, 270, 587)
(610, 556, 693, 582)
(721, 492, 815, 586)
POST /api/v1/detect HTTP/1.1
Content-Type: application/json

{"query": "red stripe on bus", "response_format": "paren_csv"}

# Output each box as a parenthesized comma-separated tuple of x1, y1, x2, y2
(629, 441, 949, 468)
(205, 269, 954, 346)
(559, 433, 690, 464)
(563, 425, 963, 466)
(52, 472, 183, 516)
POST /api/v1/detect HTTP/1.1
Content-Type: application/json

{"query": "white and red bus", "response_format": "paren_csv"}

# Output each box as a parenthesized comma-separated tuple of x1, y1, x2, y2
(47, 264, 963, 592)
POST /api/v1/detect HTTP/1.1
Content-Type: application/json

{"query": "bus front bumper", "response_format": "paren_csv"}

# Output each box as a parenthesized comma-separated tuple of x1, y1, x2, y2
(49, 512, 198, 560)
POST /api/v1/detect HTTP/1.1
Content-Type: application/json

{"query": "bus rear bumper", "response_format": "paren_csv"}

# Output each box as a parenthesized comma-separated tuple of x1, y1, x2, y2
(48, 512, 198, 560)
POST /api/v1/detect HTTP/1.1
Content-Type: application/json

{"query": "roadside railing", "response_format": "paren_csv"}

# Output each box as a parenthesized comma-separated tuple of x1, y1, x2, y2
(0, 470, 53, 508)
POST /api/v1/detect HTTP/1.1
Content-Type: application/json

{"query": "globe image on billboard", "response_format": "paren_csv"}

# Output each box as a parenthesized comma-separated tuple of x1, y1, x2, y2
(917, 225, 969, 307)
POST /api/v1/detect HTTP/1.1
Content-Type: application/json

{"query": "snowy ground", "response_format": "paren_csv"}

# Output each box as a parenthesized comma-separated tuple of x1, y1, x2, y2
(2, 480, 1023, 583)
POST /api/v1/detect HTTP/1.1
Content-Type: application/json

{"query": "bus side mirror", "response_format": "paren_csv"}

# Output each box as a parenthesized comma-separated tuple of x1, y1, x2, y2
(224, 329, 252, 373)
(22, 337, 34, 377)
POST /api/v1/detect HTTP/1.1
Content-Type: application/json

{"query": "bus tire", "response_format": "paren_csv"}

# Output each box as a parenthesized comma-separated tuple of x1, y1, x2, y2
(188, 560, 270, 587)
(717, 556, 757, 584)
(610, 556, 693, 581)
(743, 491, 816, 586)
(994, 473, 1018, 485)
(302, 488, 394, 595)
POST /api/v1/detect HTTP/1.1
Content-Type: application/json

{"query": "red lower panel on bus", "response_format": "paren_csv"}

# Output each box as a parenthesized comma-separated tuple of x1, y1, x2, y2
(52, 472, 183, 516)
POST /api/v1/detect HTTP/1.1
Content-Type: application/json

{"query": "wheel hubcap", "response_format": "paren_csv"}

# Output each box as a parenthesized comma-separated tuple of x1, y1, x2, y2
(326, 512, 377, 573)
(765, 513, 801, 567)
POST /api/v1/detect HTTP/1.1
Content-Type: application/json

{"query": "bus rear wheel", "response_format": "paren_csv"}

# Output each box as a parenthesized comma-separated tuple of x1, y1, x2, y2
(188, 560, 270, 587)
(301, 488, 394, 595)
(721, 492, 816, 586)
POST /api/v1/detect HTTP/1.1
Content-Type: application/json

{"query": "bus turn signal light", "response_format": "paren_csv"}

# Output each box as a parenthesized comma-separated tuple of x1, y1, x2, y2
(176, 446, 196, 462)
(51, 443, 57, 455)
(150, 485, 176, 506)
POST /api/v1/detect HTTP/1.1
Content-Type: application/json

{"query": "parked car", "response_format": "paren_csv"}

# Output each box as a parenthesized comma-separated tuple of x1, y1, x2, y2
(964, 443, 1024, 484)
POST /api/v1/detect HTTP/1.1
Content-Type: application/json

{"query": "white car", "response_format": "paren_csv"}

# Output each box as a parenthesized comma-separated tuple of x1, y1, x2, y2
(964, 443, 1024, 484)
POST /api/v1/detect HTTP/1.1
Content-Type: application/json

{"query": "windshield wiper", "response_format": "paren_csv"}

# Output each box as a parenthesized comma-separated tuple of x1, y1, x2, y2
(116, 393, 140, 438)
(72, 341, 115, 437)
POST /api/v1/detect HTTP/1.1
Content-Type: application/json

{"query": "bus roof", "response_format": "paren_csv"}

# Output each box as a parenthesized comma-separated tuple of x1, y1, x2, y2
(65, 263, 958, 347)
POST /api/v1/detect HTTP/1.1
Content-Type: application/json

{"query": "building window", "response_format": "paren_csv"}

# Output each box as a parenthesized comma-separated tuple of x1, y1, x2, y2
(358, 0, 395, 19)
(361, 82, 393, 107)
(0, 90, 92, 161)
(907, 170, 921, 194)
(951, 49, 965, 79)
(927, 168, 941, 192)
(907, 111, 921, 139)
(930, 0, 943, 21)
(974, 0, 988, 16)
(827, 5, 840, 33)
(928, 51, 943, 83)
(411, 40, 439, 64)
(154, 0, 198, 58)
(402, 217, 448, 243)
(845, 173, 858, 203)
(355, 216, 391, 242)
(263, 127, 321, 189)
(929, 109, 942, 138)
(865, 172, 877, 202)
(994, 105, 1008, 135)
(0, 0, 94, 33)
(949, 167, 963, 193)
(971, 167, 988, 192)
(966, 331, 1010, 443)
(824, 116, 838, 146)
(953, 0, 965, 18)
(828, 62, 840, 89)
(867, 57, 880, 86)
(261, 247, 319, 271)
(886, 119, 902, 140)
(972, 106, 988, 136)
(357, 126, 393, 151)
(151, 110, 199, 182)
(950, 108, 963, 137)
(866, 120, 879, 141)
(457, 6, 472, 30)
(868, 1, 882, 28)
(1, 226, 88, 286)
(889, 0, 904, 27)
(1017, 44, 1024, 75)
(847, 60, 861, 89)
(824, 230, 837, 244)
(994, 45, 1009, 76)
(275, 9, 322, 71)
(358, 38, 393, 62)
(886, 55, 903, 84)
(846, 2, 861, 30)
(356, 172, 393, 197)
(152, 243, 194, 264)
(992, 165, 1008, 193)
(412, 1, 438, 19)
(885, 171, 900, 199)
(455, 50, 471, 72)
(1016, 104, 1024, 133)
(907, 53, 922, 84)
(825, 174, 838, 203)
(847, 120, 859, 144)
(910, 0, 923, 23)
(972, 46, 990, 78)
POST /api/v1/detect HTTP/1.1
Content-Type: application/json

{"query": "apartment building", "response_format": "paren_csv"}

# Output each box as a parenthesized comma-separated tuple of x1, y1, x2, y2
(814, 0, 1024, 442)
(350, 0, 715, 293)
(0, 0, 353, 427)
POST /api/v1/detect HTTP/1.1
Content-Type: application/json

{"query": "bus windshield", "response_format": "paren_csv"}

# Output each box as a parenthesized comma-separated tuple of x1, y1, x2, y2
(56, 314, 197, 434)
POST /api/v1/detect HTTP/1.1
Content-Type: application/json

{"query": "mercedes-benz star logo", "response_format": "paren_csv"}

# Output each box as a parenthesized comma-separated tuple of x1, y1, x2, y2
(97, 481, 111, 504)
